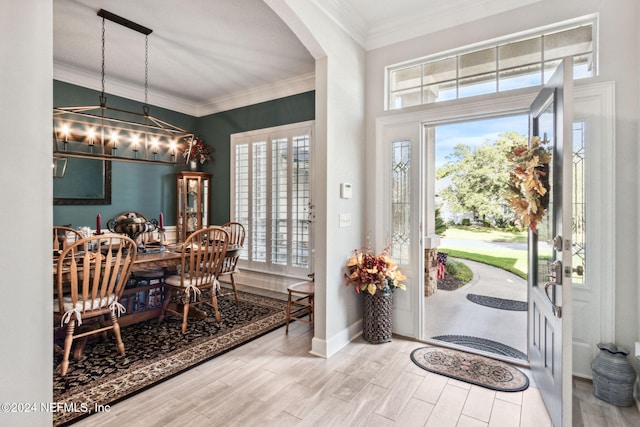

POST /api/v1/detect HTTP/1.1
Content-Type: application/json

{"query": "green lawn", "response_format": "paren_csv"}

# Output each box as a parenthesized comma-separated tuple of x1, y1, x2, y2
(438, 225, 528, 277)
(438, 247, 528, 279)
(436, 225, 557, 279)
(441, 225, 527, 243)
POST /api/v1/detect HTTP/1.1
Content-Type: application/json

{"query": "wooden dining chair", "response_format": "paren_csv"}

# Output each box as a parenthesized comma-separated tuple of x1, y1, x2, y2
(54, 234, 137, 376)
(159, 226, 229, 333)
(53, 226, 84, 252)
(219, 222, 246, 303)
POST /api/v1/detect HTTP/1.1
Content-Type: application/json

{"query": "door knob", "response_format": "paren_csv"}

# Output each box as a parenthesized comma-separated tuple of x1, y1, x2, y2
(573, 265, 584, 276)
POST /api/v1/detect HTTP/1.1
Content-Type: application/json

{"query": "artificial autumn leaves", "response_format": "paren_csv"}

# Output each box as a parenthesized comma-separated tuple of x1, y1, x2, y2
(506, 136, 551, 233)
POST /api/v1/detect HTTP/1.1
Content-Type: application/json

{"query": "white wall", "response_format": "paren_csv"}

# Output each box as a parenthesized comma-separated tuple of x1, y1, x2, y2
(267, 0, 367, 357)
(0, 0, 53, 425)
(366, 0, 639, 371)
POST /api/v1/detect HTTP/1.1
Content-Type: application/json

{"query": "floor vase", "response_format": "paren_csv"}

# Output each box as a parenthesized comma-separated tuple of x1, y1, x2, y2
(362, 291, 393, 343)
(591, 343, 636, 406)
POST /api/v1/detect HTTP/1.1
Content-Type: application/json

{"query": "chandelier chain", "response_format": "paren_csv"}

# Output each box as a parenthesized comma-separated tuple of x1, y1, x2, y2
(144, 35, 149, 108)
(101, 16, 106, 98)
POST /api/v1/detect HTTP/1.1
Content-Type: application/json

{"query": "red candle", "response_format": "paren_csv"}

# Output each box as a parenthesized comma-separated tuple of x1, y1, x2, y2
(159, 212, 164, 229)
(96, 214, 101, 234)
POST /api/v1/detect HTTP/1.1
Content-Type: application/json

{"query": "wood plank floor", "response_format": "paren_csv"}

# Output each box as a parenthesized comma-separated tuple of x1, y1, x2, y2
(74, 321, 639, 426)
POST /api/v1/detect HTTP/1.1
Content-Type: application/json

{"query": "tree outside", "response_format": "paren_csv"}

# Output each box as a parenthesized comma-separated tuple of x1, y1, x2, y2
(437, 131, 527, 227)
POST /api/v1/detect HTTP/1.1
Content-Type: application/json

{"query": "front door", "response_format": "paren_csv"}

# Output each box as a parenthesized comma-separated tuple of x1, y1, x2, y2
(528, 58, 573, 427)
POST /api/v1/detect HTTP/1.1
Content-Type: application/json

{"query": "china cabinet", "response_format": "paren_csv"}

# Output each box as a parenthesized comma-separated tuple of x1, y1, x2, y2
(175, 171, 211, 242)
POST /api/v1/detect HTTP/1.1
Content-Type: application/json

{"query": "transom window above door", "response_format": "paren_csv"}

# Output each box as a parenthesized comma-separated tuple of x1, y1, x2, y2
(386, 18, 596, 110)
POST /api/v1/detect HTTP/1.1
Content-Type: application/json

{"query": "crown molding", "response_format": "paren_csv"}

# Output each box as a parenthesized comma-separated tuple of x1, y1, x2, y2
(195, 72, 316, 116)
(313, 0, 368, 48)
(53, 61, 199, 116)
(54, 62, 315, 118)
(314, 0, 543, 51)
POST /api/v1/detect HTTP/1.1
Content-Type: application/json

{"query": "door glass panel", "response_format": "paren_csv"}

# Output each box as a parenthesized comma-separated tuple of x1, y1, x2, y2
(391, 140, 411, 265)
(535, 103, 555, 290)
(572, 122, 586, 285)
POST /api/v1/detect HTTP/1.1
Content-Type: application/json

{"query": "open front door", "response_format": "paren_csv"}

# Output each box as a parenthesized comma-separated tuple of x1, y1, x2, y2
(528, 58, 573, 426)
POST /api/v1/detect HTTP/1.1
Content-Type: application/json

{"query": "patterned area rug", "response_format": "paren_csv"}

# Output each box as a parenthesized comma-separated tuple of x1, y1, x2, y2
(431, 335, 527, 360)
(53, 290, 298, 426)
(411, 346, 529, 392)
(466, 293, 527, 311)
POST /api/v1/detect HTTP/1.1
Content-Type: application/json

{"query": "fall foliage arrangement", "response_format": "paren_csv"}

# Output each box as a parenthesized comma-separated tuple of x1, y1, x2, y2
(345, 245, 407, 295)
(506, 136, 551, 232)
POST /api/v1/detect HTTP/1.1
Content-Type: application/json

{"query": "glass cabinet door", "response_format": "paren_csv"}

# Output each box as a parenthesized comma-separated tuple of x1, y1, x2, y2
(176, 172, 211, 242)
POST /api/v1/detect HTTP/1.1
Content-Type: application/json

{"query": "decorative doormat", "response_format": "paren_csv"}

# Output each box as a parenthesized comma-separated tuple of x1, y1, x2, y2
(431, 335, 527, 360)
(466, 293, 527, 311)
(411, 346, 529, 392)
(53, 290, 300, 426)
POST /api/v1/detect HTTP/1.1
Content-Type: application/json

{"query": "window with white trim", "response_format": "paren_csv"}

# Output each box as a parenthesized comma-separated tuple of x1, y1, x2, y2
(231, 122, 313, 277)
(387, 19, 596, 110)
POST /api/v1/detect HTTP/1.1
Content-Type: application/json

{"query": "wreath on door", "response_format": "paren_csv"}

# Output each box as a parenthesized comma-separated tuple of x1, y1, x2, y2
(506, 136, 551, 233)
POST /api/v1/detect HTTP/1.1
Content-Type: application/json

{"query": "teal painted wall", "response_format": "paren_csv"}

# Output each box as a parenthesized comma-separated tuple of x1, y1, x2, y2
(53, 80, 315, 230)
(197, 91, 315, 224)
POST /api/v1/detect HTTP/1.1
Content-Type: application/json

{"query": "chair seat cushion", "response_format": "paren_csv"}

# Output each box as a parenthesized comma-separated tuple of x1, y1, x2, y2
(165, 274, 213, 287)
(53, 294, 116, 313)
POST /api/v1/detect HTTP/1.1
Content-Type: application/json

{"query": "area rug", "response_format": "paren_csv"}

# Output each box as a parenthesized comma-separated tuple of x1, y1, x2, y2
(431, 335, 527, 360)
(410, 346, 529, 392)
(53, 290, 300, 426)
(466, 293, 527, 311)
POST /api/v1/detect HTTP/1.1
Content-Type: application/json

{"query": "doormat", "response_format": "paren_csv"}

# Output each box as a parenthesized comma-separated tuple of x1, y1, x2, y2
(53, 290, 302, 426)
(410, 346, 529, 392)
(431, 335, 527, 360)
(466, 293, 527, 311)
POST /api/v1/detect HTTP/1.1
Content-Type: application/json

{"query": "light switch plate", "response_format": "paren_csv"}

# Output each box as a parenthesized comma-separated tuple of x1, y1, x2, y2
(339, 213, 351, 227)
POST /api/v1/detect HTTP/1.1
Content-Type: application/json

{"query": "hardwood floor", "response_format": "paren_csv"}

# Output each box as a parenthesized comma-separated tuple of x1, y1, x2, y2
(74, 320, 639, 426)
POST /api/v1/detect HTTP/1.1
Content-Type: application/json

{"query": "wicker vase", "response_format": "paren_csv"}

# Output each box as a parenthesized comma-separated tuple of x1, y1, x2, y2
(362, 290, 393, 344)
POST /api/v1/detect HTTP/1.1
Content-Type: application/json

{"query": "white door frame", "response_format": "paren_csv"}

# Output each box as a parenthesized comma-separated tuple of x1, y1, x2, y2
(374, 84, 615, 361)
(376, 88, 540, 338)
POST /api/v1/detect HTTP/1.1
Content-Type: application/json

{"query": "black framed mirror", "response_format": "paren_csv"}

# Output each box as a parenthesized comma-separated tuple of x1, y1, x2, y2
(53, 157, 112, 205)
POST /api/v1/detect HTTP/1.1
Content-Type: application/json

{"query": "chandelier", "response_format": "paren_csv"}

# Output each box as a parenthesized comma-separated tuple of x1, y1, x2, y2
(53, 9, 194, 165)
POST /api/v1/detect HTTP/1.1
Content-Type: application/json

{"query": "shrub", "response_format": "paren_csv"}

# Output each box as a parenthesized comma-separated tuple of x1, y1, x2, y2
(445, 261, 459, 276)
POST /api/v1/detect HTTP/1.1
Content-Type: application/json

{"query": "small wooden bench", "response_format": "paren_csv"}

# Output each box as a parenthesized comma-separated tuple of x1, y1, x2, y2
(285, 281, 315, 334)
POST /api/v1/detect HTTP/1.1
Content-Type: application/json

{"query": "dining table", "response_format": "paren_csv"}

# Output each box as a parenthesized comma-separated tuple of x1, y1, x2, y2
(53, 242, 240, 360)
(53, 243, 240, 320)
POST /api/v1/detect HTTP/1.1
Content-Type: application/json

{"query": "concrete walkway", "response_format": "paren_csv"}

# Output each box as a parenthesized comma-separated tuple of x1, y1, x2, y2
(424, 258, 528, 355)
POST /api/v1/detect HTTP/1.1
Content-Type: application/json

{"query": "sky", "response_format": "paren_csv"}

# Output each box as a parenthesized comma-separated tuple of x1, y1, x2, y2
(434, 114, 529, 169)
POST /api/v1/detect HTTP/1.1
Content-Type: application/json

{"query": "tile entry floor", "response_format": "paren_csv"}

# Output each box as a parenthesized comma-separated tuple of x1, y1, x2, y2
(70, 282, 639, 427)
(76, 321, 555, 427)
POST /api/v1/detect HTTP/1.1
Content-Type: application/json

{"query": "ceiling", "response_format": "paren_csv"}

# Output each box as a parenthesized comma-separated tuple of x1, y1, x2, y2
(53, 0, 539, 116)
